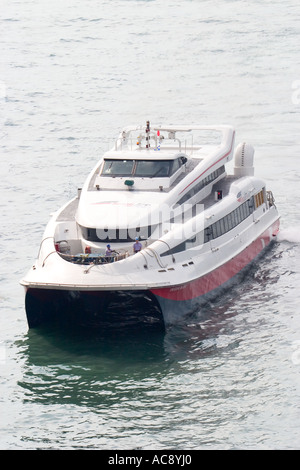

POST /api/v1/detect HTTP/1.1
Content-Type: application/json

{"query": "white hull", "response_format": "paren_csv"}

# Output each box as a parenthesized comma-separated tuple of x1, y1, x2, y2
(21, 124, 280, 328)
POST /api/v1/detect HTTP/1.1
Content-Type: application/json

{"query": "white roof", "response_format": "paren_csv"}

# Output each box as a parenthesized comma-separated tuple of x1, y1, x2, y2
(103, 149, 183, 161)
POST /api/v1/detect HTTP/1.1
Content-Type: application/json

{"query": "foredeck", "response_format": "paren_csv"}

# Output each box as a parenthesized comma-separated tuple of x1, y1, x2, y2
(57, 197, 79, 222)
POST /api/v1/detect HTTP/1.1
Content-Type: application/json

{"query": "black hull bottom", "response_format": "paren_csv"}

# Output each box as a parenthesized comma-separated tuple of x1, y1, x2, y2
(24, 233, 279, 330)
(25, 288, 164, 330)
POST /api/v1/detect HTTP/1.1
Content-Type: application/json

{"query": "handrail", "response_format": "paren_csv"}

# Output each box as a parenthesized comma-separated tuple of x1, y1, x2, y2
(42, 250, 57, 267)
(267, 190, 276, 208)
(37, 236, 54, 258)
(144, 246, 166, 269)
(114, 133, 183, 152)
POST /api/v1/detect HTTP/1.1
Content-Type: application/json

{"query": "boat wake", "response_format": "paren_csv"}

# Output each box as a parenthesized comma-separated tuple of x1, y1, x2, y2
(277, 226, 300, 244)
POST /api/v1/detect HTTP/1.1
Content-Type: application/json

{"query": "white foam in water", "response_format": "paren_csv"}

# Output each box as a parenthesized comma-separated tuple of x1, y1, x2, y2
(277, 227, 300, 243)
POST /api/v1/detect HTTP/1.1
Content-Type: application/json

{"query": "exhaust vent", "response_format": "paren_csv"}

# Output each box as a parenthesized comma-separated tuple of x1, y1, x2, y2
(234, 142, 254, 177)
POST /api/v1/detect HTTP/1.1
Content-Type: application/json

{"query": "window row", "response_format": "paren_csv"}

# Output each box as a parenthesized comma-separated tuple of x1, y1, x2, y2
(204, 196, 255, 242)
(177, 165, 225, 206)
(161, 194, 258, 257)
(81, 225, 154, 242)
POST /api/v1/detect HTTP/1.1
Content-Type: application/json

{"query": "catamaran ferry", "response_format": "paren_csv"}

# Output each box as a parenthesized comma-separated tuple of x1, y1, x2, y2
(21, 122, 280, 328)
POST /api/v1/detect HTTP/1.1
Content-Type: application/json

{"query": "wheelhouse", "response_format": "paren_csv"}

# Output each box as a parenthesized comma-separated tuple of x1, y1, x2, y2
(100, 155, 187, 178)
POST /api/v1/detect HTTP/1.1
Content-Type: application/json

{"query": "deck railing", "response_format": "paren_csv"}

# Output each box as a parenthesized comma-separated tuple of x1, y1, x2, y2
(58, 251, 129, 265)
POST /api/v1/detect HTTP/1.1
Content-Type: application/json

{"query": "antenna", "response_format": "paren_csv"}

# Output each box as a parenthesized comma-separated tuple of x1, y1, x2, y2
(146, 120, 150, 149)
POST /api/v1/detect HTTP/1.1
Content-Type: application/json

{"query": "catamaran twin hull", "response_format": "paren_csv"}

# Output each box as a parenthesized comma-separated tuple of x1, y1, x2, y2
(23, 219, 280, 328)
(21, 124, 280, 328)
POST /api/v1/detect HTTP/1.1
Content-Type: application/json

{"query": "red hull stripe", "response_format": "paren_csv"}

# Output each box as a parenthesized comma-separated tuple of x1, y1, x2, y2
(150, 219, 279, 302)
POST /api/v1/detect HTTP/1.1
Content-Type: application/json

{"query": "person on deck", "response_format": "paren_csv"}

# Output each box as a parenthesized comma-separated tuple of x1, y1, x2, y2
(133, 237, 142, 254)
(106, 244, 113, 256)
